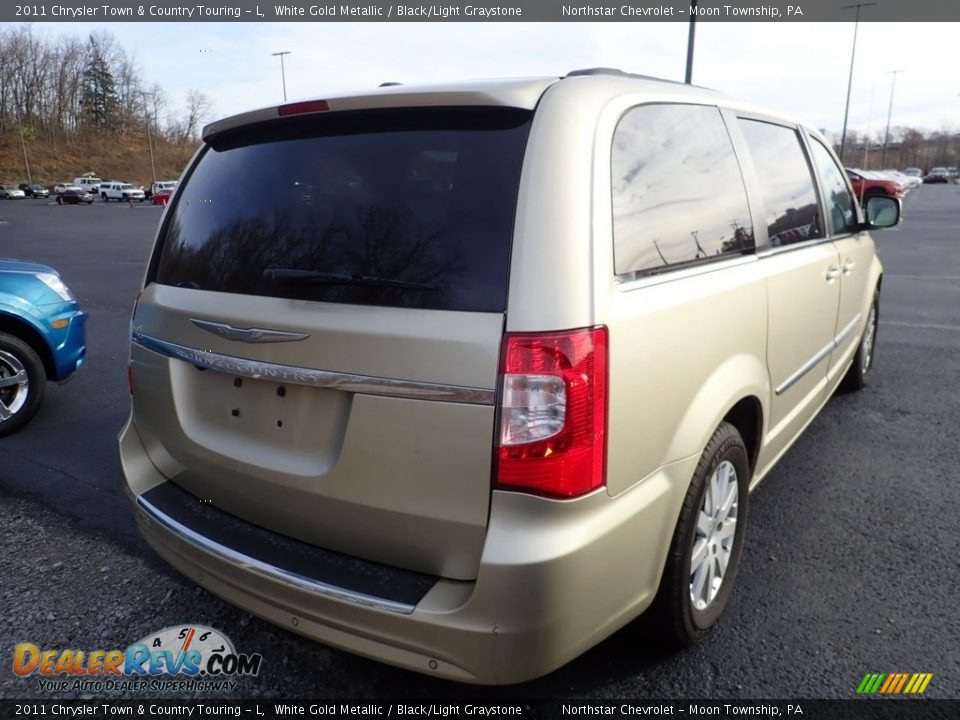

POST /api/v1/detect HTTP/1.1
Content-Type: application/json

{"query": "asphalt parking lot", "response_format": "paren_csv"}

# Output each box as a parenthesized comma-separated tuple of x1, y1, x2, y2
(1, 188, 958, 700)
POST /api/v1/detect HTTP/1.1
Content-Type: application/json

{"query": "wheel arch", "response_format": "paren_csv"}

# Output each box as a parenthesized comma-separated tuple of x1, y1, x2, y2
(663, 352, 769, 479)
(0, 312, 56, 381)
(722, 396, 763, 476)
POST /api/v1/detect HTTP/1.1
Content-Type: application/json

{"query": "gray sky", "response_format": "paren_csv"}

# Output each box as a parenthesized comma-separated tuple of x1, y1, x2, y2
(24, 21, 960, 137)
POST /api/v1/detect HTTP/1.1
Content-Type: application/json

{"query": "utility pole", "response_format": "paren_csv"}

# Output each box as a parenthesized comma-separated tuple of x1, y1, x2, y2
(685, 1, 697, 84)
(18, 120, 32, 184)
(272, 51, 291, 101)
(839, 2, 876, 164)
(142, 94, 157, 185)
(880, 70, 903, 168)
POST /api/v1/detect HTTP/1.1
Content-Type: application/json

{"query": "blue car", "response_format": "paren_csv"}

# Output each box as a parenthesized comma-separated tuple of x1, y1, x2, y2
(0, 260, 87, 436)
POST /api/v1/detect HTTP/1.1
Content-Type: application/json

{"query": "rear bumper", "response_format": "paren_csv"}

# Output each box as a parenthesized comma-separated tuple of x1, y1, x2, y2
(119, 414, 693, 684)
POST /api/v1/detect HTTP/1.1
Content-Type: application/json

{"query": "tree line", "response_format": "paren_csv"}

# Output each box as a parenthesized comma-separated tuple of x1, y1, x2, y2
(2, 24, 955, 174)
(838, 127, 960, 171)
(0, 25, 211, 146)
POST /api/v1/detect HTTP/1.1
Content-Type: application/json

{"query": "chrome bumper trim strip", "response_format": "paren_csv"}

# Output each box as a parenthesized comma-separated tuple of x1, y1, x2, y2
(132, 331, 495, 405)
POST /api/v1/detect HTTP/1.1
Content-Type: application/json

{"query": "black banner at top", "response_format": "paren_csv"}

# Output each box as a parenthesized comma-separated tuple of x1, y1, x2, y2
(1, 699, 959, 719)
(4, 0, 960, 23)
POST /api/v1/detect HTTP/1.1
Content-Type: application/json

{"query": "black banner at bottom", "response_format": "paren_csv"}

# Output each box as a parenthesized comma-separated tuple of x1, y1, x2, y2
(0, 700, 957, 720)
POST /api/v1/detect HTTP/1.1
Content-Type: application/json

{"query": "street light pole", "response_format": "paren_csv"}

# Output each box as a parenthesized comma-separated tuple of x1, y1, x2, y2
(272, 51, 291, 101)
(880, 70, 903, 168)
(956, 95, 960, 181)
(685, 1, 697, 85)
(839, 2, 876, 164)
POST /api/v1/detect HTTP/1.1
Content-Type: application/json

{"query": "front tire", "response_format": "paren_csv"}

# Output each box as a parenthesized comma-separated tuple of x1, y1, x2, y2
(841, 289, 879, 392)
(0, 332, 47, 437)
(651, 421, 750, 647)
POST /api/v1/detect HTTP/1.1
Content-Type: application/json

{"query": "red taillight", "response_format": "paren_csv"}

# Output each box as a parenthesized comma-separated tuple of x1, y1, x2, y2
(494, 326, 608, 499)
(278, 100, 330, 117)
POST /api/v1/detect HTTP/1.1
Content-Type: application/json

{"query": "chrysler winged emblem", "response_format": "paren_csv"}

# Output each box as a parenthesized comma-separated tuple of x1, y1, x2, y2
(191, 319, 309, 343)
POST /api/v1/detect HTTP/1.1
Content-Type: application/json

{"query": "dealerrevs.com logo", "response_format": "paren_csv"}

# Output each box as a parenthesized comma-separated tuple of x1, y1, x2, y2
(13, 625, 263, 693)
(856, 672, 934, 695)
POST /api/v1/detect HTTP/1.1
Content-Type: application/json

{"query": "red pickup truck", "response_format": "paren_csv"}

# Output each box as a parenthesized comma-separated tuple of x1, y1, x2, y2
(846, 168, 905, 202)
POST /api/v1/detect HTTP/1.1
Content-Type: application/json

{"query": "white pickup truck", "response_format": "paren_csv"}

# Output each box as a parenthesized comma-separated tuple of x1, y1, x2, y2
(100, 181, 146, 202)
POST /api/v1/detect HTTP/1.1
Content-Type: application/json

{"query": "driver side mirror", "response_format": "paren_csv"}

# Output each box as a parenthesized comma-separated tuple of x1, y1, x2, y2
(861, 195, 901, 229)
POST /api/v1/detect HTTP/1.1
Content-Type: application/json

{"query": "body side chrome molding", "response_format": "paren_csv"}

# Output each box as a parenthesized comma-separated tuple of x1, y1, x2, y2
(191, 319, 309, 343)
(775, 312, 862, 396)
(137, 495, 416, 615)
(132, 331, 495, 406)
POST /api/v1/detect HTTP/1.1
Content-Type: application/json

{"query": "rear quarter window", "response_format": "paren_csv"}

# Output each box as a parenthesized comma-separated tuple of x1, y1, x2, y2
(611, 103, 755, 277)
(150, 108, 532, 313)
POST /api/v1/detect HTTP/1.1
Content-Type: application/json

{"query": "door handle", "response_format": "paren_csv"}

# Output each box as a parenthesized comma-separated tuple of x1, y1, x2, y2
(842, 259, 856, 275)
(825, 267, 841, 282)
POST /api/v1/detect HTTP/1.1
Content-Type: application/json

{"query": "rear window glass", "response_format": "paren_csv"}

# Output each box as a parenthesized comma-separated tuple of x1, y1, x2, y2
(150, 108, 532, 313)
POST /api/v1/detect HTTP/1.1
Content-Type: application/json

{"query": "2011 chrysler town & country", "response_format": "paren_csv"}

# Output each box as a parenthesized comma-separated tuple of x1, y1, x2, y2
(120, 70, 899, 684)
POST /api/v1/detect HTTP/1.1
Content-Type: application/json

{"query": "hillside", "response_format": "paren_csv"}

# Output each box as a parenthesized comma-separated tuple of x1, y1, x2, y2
(0, 130, 198, 187)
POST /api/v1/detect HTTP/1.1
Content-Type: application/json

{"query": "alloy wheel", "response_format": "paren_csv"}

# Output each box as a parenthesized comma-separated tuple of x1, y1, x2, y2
(0, 350, 30, 422)
(690, 460, 739, 611)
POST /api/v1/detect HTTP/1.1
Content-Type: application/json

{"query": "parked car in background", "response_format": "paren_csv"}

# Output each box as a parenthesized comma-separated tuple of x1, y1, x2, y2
(122, 71, 899, 684)
(100, 181, 146, 202)
(0, 260, 87, 436)
(882, 169, 920, 191)
(56, 189, 95, 205)
(903, 167, 923, 179)
(146, 180, 178, 202)
(846, 168, 904, 202)
(53, 183, 76, 195)
(947, 167, 959, 179)
(73, 176, 103, 194)
(150, 183, 177, 205)
(18, 183, 50, 199)
(0, 184, 26, 199)
(923, 167, 950, 184)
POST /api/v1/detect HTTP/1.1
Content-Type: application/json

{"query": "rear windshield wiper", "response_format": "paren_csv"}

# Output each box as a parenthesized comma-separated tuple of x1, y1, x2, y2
(262, 268, 440, 292)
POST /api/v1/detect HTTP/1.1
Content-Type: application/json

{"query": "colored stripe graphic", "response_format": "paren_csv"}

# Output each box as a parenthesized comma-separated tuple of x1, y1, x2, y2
(857, 672, 932, 694)
(893, 673, 909, 693)
(856, 673, 883, 694)
(879, 674, 894, 693)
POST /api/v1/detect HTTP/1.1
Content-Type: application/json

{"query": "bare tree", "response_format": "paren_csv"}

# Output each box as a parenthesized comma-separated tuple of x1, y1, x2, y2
(182, 89, 213, 142)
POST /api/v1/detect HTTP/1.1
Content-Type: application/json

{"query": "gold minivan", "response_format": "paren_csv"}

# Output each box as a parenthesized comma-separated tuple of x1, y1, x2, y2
(120, 69, 899, 684)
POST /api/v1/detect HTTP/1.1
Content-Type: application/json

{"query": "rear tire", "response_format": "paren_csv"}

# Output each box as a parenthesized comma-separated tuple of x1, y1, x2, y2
(649, 421, 749, 647)
(0, 332, 47, 437)
(841, 289, 879, 392)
